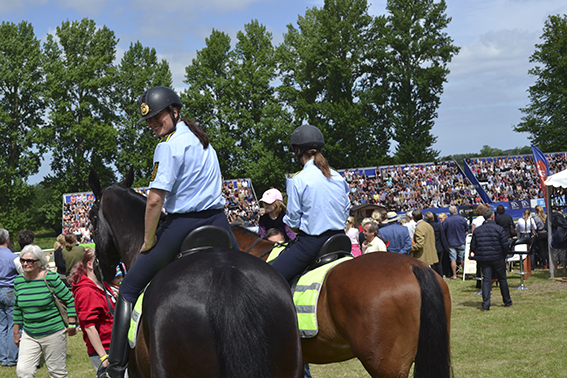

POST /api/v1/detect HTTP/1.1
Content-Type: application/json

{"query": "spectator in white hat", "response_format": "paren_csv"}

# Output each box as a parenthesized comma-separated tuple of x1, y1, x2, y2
(379, 211, 412, 255)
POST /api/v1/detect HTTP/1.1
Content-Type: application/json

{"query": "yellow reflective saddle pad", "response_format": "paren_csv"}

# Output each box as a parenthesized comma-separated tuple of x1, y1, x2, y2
(293, 256, 352, 338)
(128, 288, 146, 348)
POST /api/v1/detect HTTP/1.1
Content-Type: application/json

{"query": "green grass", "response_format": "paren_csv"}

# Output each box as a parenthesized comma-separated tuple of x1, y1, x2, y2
(2, 267, 566, 377)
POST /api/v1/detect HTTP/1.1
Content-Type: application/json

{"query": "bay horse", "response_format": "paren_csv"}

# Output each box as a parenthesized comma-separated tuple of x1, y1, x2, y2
(88, 168, 302, 378)
(233, 226, 453, 378)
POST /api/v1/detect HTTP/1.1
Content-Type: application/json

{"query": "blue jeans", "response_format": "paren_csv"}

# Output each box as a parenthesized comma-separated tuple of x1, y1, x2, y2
(0, 287, 19, 366)
(304, 364, 312, 378)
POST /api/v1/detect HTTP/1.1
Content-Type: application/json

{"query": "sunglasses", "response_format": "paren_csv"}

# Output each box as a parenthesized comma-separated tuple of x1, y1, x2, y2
(20, 258, 39, 264)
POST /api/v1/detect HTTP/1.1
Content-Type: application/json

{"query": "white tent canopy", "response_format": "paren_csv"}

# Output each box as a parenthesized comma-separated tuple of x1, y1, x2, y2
(545, 169, 567, 188)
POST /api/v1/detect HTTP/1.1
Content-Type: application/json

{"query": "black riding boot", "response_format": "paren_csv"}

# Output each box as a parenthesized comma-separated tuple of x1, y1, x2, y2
(100, 294, 133, 378)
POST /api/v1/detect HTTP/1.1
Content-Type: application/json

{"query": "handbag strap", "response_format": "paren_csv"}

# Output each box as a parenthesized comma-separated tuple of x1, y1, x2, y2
(43, 272, 56, 296)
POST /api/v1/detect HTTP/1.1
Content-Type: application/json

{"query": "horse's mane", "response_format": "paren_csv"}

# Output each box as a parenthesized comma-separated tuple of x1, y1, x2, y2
(95, 184, 148, 277)
(230, 224, 259, 237)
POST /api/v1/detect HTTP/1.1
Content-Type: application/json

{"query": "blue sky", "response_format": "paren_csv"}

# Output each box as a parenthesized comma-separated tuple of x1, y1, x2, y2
(2, 0, 566, 183)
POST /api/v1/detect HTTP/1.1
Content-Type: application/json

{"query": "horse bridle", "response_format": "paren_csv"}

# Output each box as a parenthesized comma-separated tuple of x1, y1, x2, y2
(90, 186, 117, 317)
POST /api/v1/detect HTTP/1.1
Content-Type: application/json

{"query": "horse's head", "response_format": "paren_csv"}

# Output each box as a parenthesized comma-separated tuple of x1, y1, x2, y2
(88, 166, 145, 281)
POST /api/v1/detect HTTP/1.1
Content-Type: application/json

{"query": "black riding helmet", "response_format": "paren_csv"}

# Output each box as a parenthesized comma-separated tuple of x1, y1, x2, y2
(138, 86, 183, 124)
(290, 124, 325, 161)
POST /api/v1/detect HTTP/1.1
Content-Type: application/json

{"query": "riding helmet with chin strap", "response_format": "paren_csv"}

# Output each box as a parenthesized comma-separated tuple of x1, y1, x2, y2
(290, 124, 325, 161)
(138, 86, 182, 124)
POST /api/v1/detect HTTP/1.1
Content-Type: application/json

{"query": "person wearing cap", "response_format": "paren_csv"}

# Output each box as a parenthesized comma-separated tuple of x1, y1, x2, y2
(270, 124, 350, 282)
(379, 212, 412, 255)
(258, 188, 296, 242)
(102, 86, 239, 378)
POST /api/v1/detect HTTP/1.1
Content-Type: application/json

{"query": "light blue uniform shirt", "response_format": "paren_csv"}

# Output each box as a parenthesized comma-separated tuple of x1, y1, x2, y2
(284, 159, 350, 236)
(149, 121, 224, 213)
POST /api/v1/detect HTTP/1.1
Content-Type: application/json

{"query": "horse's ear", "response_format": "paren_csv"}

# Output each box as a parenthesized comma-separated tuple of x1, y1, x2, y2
(88, 167, 102, 200)
(122, 165, 134, 188)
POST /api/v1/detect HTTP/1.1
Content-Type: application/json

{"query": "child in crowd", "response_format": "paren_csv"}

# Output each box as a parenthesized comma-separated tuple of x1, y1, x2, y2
(258, 188, 296, 242)
(345, 216, 361, 257)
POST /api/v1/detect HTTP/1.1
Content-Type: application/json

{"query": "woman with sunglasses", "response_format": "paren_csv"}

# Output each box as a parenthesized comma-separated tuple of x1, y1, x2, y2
(13, 245, 77, 378)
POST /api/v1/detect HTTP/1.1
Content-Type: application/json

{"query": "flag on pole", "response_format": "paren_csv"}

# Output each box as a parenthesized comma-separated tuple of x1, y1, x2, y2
(532, 145, 550, 209)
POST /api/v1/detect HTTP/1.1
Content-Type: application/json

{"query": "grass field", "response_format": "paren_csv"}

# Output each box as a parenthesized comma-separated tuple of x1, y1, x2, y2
(2, 235, 566, 377)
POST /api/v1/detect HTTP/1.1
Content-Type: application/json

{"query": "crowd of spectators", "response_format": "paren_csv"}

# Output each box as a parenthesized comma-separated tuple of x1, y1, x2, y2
(342, 162, 481, 212)
(60, 153, 567, 235)
(222, 179, 260, 227)
(466, 153, 567, 202)
(62, 194, 95, 243)
(62, 179, 259, 237)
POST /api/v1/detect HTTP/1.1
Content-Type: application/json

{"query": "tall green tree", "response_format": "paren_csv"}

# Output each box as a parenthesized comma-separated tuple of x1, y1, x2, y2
(0, 21, 46, 231)
(42, 18, 119, 192)
(115, 41, 173, 187)
(183, 21, 294, 190)
(278, 0, 391, 169)
(182, 29, 239, 176)
(385, 0, 459, 163)
(227, 20, 295, 190)
(514, 14, 567, 152)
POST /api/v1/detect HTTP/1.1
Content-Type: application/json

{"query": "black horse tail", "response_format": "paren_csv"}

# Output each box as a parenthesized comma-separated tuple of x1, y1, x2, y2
(207, 265, 274, 378)
(411, 264, 453, 378)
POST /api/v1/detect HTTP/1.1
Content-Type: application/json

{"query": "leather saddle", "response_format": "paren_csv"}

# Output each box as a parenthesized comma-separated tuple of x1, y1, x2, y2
(177, 225, 232, 258)
(289, 233, 352, 289)
(306, 234, 352, 271)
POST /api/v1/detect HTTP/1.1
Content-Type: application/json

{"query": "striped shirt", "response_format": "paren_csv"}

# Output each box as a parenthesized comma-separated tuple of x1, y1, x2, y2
(14, 270, 77, 337)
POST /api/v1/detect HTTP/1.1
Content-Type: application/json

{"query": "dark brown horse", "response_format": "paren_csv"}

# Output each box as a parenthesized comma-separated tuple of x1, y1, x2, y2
(88, 169, 302, 378)
(233, 226, 452, 378)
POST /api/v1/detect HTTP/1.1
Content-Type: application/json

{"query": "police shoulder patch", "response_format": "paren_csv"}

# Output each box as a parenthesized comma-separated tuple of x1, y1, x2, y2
(150, 162, 159, 182)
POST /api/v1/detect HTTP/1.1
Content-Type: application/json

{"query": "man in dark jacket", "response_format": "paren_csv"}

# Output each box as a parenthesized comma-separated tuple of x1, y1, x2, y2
(494, 205, 515, 239)
(470, 207, 513, 311)
(425, 212, 451, 277)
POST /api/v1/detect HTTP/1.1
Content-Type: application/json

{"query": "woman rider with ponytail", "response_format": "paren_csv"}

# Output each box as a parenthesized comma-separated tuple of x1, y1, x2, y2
(271, 124, 350, 282)
(103, 86, 239, 378)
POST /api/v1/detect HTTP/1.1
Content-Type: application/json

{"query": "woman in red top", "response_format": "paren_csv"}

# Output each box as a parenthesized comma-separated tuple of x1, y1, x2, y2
(69, 248, 116, 372)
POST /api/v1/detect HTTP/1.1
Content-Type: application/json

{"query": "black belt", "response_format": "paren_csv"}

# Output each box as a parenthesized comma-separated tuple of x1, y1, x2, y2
(170, 208, 223, 219)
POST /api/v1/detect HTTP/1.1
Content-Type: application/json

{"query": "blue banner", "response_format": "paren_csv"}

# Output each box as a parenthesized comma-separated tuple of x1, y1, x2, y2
(532, 145, 550, 209)
(463, 160, 492, 204)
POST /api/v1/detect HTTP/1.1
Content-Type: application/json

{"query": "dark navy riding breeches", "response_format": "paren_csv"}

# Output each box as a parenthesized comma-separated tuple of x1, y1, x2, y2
(119, 210, 239, 303)
(270, 230, 343, 282)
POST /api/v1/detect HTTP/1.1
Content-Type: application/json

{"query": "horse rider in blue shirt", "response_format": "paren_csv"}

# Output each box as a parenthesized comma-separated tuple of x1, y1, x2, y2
(104, 86, 239, 378)
(271, 124, 350, 282)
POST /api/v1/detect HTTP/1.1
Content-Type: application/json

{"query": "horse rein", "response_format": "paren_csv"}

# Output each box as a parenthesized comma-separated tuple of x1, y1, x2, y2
(91, 186, 117, 318)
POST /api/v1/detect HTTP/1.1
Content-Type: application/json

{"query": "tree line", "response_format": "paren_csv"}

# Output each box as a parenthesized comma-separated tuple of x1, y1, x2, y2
(22, 0, 567, 234)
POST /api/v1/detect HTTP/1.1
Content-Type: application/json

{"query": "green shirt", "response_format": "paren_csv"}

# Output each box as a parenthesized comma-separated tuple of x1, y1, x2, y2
(14, 270, 77, 337)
